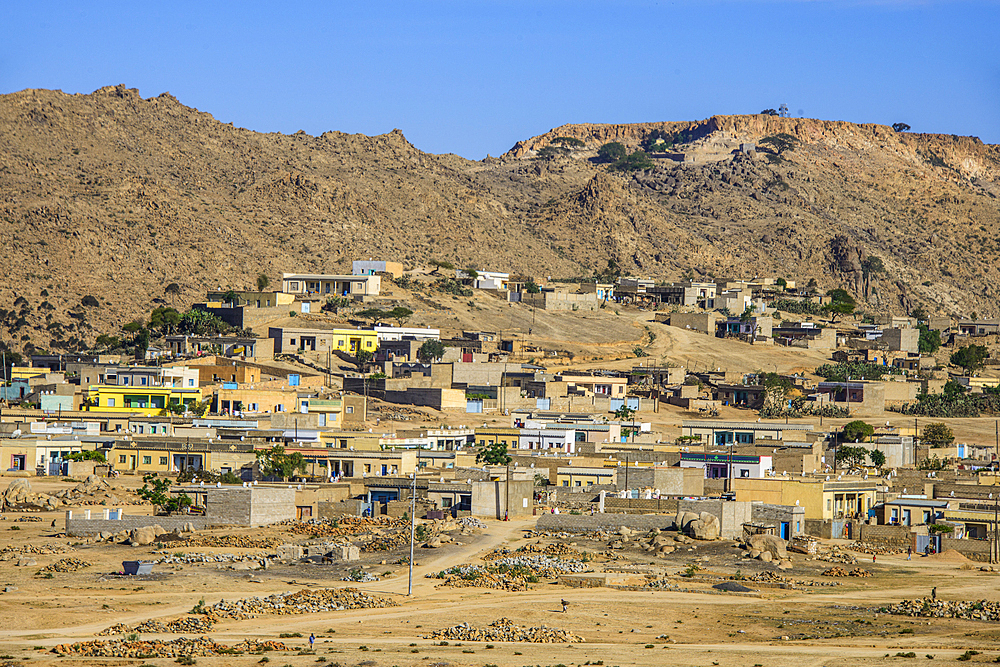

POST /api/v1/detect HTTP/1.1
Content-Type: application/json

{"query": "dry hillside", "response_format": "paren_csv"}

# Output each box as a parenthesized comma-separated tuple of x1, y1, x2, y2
(1, 85, 998, 355)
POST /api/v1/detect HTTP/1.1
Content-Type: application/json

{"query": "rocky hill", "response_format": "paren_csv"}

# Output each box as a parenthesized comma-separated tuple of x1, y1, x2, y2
(1, 85, 998, 355)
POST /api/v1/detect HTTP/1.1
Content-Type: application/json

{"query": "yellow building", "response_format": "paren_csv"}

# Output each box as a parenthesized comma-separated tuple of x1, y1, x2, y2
(474, 427, 519, 450)
(269, 327, 378, 355)
(85, 385, 203, 416)
(732, 476, 881, 520)
(107, 439, 256, 474)
(556, 466, 617, 488)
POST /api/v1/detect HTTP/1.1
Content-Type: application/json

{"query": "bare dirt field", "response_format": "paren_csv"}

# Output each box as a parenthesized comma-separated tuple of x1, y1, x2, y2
(2, 477, 1000, 667)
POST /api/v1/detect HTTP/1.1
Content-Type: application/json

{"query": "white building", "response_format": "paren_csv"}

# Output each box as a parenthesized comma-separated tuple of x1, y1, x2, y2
(374, 326, 440, 342)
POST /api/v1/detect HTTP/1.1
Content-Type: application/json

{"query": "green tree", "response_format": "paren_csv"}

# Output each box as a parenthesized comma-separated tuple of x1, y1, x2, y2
(256, 274, 270, 292)
(805, 277, 819, 294)
(388, 306, 414, 326)
(477, 440, 511, 465)
(149, 306, 182, 335)
(922, 422, 954, 448)
(775, 277, 787, 289)
(892, 122, 911, 132)
(609, 150, 654, 171)
(758, 133, 799, 156)
(355, 349, 374, 366)
(869, 449, 886, 471)
(614, 405, 636, 422)
(428, 259, 455, 275)
(760, 108, 778, 116)
(255, 445, 307, 481)
(911, 306, 928, 321)
(597, 142, 627, 163)
(66, 450, 106, 462)
(524, 281, 541, 294)
(836, 445, 869, 469)
(951, 344, 989, 375)
(841, 420, 874, 443)
(355, 308, 388, 325)
(824, 288, 856, 321)
(138, 475, 192, 514)
(917, 324, 941, 354)
(417, 340, 446, 362)
(551, 136, 585, 148)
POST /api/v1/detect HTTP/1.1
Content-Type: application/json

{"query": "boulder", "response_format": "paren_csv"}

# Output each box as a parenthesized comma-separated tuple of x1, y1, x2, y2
(746, 534, 788, 560)
(424, 537, 443, 548)
(689, 513, 720, 540)
(758, 550, 773, 562)
(16, 558, 36, 567)
(777, 560, 792, 570)
(675, 511, 700, 531)
(128, 526, 158, 546)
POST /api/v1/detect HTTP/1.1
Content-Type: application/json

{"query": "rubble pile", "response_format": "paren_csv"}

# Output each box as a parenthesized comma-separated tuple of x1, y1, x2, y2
(203, 588, 397, 620)
(341, 569, 380, 583)
(154, 552, 272, 565)
(54, 637, 286, 657)
(283, 516, 406, 538)
(174, 535, 284, 549)
(0, 544, 74, 560)
(887, 598, 1000, 621)
(850, 542, 906, 556)
(516, 542, 582, 558)
(822, 567, 873, 577)
(458, 517, 488, 530)
(430, 555, 588, 591)
(743, 571, 788, 583)
(97, 616, 215, 636)
(428, 618, 585, 643)
(814, 546, 858, 565)
(363, 531, 409, 552)
(2, 476, 142, 512)
(37, 557, 92, 573)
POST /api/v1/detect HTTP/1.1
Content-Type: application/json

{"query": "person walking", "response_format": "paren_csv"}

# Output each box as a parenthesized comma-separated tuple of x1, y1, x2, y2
(873, 554, 876, 564)
(932, 587, 937, 600)
(309, 633, 315, 648)
(561, 599, 568, 613)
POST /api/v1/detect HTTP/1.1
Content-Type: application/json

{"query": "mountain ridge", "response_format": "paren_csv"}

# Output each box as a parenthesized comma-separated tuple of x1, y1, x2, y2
(1, 85, 998, 355)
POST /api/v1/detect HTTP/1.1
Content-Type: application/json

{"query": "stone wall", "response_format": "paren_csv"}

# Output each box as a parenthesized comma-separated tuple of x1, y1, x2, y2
(247, 487, 296, 526)
(65, 511, 213, 537)
(603, 497, 680, 515)
(858, 523, 911, 547)
(943, 536, 992, 562)
(535, 513, 675, 533)
(750, 503, 807, 536)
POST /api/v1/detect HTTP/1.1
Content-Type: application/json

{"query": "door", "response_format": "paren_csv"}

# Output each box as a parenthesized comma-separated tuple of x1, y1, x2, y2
(780, 522, 790, 540)
(11, 455, 25, 471)
(129, 455, 137, 471)
(296, 506, 312, 520)
(903, 509, 911, 526)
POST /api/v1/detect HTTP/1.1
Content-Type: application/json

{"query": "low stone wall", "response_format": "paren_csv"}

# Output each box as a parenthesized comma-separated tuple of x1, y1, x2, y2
(603, 497, 680, 515)
(535, 513, 674, 533)
(943, 536, 992, 562)
(858, 523, 911, 547)
(65, 510, 214, 537)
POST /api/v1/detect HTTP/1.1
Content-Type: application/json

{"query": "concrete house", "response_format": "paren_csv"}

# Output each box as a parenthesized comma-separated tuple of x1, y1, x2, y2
(352, 260, 405, 279)
(281, 273, 381, 299)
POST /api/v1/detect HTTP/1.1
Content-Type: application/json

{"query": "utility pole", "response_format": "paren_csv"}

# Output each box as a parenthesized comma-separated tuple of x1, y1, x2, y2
(995, 420, 999, 564)
(408, 465, 416, 595)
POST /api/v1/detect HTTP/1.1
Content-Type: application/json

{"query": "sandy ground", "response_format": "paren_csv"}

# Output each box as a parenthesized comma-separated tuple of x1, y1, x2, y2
(2, 480, 1000, 667)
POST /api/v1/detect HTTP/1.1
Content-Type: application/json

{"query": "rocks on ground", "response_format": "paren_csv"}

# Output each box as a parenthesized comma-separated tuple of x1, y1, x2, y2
(202, 587, 396, 620)
(54, 637, 285, 658)
(428, 617, 585, 643)
(887, 598, 1000, 621)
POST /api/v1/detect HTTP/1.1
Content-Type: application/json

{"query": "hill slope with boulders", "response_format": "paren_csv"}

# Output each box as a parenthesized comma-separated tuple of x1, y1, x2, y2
(1, 85, 998, 355)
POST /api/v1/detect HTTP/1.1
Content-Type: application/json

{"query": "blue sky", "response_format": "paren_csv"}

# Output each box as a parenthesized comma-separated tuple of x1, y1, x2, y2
(2, 1, 997, 159)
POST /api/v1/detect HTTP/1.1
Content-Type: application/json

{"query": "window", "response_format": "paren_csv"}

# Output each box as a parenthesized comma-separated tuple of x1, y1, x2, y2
(142, 456, 152, 465)
(735, 432, 754, 444)
(140, 376, 147, 386)
(119, 455, 127, 464)
(107, 398, 115, 407)
(574, 480, 581, 486)
(364, 464, 371, 473)
(827, 499, 832, 511)
(188, 379, 195, 387)
(442, 497, 453, 508)
(289, 281, 299, 290)
(562, 480, 569, 487)
(346, 406, 354, 414)
(159, 457, 168, 465)
(740, 469, 750, 477)
(290, 338, 297, 346)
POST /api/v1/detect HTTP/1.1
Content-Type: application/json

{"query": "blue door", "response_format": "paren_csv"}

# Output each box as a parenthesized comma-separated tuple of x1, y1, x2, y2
(780, 522, 790, 539)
